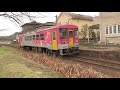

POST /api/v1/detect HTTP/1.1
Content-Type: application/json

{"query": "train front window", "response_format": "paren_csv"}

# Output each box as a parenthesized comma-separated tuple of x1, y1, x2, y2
(59, 28, 67, 39)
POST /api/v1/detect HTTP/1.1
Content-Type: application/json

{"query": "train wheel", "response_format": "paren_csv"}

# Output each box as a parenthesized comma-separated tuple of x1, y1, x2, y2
(48, 50, 52, 56)
(38, 47, 41, 53)
(36, 47, 38, 53)
(46, 49, 50, 55)
(22, 46, 26, 50)
(53, 51, 59, 57)
(29, 47, 32, 51)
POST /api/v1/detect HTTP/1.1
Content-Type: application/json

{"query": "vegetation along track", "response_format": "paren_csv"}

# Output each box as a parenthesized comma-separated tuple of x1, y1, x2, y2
(4, 44, 120, 71)
(64, 56, 120, 71)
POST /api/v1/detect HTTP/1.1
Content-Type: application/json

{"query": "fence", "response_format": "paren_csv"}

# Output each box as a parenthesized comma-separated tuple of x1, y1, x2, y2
(79, 39, 98, 45)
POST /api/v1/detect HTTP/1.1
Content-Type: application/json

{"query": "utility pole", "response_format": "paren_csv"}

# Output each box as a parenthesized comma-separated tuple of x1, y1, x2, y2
(88, 29, 90, 43)
(55, 15, 57, 24)
(87, 25, 90, 43)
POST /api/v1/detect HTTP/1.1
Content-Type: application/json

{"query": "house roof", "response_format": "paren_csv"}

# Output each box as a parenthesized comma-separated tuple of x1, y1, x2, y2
(89, 24, 100, 29)
(57, 12, 93, 21)
(21, 21, 43, 27)
(43, 22, 56, 26)
(21, 21, 56, 27)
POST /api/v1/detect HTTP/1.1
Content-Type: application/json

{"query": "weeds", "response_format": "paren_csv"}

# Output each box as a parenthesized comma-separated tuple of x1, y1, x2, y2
(21, 50, 109, 78)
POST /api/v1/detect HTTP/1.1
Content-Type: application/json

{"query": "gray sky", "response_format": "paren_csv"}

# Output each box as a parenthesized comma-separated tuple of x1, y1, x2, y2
(0, 12, 99, 36)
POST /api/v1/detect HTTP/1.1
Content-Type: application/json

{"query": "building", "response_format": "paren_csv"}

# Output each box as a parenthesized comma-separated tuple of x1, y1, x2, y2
(89, 16, 100, 42)
(36, 22, 56, 30)
(21, 21, 56, 34)
(100, 12, 120, 45)
(21, 21, 43, 34)
(56, 12, 93, 38)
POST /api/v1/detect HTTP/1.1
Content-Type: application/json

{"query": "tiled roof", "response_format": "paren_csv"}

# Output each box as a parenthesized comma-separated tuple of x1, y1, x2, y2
(62, 12, 93, 21)
(21, 21, 43, 27)
(89, 24, 100, 29)
(43, 22, 56, 26)
(21, 21, 56, 27)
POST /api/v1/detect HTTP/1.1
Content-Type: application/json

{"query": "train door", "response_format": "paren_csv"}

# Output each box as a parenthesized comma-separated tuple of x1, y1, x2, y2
(68, 30, 74, 47)
(52, 31, 58, 50)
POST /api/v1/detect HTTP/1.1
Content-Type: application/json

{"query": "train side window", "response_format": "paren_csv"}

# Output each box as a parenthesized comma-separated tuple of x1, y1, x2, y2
(25, 36, 27, 41)
(27, 36, 29, 41)
(33, 35, 35, 40)
(36, 35, 39, 40)
(40, 34, 44, 40)
(30, 36, 32, 41)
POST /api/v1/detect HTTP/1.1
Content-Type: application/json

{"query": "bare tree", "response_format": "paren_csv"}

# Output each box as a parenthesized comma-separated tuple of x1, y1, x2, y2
(0, 12, 48, 26)
(0, 29, 8, 31)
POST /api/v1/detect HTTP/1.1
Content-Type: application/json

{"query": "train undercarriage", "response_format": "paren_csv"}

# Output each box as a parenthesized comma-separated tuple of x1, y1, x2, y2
(21, 46, 79, 56)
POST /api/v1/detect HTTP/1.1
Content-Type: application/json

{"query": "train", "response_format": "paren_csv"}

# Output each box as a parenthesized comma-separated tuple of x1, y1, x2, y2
(18, 24, 80, 55)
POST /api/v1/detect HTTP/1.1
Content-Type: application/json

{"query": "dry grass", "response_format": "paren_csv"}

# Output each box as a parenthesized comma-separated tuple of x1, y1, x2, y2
(0, 46, 63, 78)
(21, 50, 110, 78)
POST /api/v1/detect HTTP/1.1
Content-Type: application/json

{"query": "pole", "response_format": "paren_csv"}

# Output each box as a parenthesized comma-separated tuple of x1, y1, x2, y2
(55, 15, 57, 24)
(88, 25, 89, 43)
(96, 29, 98, 43)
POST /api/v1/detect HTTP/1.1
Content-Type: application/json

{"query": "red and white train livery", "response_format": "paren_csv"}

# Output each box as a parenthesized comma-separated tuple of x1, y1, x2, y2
(18, 24, 79, 55)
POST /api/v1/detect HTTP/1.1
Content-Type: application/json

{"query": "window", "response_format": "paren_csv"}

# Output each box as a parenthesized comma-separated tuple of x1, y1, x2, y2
(113, 25, 116, 33)
(75, 28, 79, 37)
(59, 28, 67, 39)
(59, 22, 61, 25)
(66, 22, 68, 24)
(33, 35, 35, 40)
(30, 36, 32, 41)
(40, 34, 44, 40)
(118, 25, 120, 33)
(109, 26, 112, 34)
(25, 36, 27, 41)
(106, 26, 108, 34)
(36, 35, 39, 40)
(52, 32, 56, 40)
(27, 36, 29, 41)
(69, 31, 73, 38)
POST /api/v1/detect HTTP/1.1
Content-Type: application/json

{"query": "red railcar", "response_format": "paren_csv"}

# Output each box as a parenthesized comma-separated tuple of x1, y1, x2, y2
(18, 24, 79, 55)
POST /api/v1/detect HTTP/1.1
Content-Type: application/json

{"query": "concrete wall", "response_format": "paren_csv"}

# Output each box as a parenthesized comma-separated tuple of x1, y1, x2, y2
(100, 12, 120, 44)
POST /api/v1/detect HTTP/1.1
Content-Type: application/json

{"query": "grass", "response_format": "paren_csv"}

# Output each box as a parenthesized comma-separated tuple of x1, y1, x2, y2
(0, 46, 63, 78)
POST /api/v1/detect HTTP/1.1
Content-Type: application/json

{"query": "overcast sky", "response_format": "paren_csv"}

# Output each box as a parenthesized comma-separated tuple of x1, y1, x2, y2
(0, 12, 99, 36)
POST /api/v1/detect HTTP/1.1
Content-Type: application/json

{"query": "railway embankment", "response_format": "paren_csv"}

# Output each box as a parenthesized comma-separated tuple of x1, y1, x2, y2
(79, 45, 120, 60)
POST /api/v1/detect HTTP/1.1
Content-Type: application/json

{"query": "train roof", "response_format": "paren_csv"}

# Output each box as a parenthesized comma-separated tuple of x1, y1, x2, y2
(22, 24, 78, 36)
(36, 24, 78, 32)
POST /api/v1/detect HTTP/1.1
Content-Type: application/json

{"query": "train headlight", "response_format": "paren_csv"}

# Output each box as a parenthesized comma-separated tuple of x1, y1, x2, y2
(76, 40, 79, 43)
(63, 42, 66, 44)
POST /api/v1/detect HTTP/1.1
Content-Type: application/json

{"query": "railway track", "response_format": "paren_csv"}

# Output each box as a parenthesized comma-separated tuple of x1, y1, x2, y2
(66, 56, 120, 71)
(20, 47, 120, 71)
(3, 45, 120, 71)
